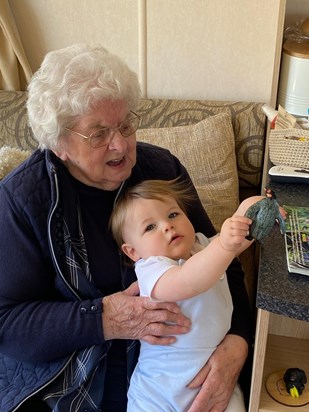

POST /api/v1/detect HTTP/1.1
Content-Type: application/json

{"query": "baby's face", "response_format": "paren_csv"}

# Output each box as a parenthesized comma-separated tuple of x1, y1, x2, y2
(121, 196, 196, 262)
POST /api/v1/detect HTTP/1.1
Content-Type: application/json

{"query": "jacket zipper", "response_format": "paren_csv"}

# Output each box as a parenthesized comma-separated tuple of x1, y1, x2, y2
(48, 167, 81, 300)
(12, 167, 79, 411)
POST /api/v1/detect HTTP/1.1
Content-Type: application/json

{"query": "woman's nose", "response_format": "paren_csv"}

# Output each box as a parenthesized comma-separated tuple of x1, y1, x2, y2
(108, 129, 127, 150)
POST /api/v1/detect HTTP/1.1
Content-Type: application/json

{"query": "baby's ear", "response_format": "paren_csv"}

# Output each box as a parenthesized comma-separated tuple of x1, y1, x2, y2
(121, 244, 140, 262)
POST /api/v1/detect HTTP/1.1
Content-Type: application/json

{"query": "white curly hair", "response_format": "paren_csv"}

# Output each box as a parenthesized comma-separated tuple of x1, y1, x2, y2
(27, 43, 141, 150)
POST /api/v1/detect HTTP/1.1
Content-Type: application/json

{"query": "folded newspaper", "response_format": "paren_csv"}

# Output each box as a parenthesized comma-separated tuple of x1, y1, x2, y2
(284, 205, 309, 276)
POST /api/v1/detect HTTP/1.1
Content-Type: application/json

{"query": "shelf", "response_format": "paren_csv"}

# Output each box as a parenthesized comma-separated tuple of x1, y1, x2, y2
(259, 334, 309, 412)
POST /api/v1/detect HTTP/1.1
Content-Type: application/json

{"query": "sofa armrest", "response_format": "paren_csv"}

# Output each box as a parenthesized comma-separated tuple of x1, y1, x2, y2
(0, 91, 37, 151)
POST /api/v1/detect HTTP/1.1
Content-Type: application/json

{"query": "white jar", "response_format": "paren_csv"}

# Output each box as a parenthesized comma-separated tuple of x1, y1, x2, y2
(277, 39, 309, 117)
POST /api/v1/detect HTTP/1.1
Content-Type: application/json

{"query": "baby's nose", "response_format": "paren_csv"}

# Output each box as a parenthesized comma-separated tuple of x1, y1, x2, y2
(164, 223, 174, 232)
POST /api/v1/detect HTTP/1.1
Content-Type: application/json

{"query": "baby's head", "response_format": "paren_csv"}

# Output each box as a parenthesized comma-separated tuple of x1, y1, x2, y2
(110, 178, 197, 262)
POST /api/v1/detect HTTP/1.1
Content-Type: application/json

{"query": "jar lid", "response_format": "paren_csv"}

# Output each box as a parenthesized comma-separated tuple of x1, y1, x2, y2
(283, 39, 309, 59)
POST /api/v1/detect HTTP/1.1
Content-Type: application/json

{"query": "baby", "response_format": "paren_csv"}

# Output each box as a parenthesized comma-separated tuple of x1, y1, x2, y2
(111, 178, 256, 412)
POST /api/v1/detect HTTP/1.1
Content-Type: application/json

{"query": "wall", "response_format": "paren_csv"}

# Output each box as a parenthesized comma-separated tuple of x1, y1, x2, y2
(9, 0, 287, 103)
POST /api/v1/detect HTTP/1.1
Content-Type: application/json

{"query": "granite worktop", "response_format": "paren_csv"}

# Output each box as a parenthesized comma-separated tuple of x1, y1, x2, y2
(256, 181, 309, 322)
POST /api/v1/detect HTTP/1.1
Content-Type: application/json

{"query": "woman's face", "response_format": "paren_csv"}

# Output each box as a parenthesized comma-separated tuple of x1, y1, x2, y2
(55, 100, 137, 190)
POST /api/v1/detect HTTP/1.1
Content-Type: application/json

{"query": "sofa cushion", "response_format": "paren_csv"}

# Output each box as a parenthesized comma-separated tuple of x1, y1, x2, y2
(137, 98, 266, 190)
(0, 92, 266, 192)
(137, 113, 239, 231)
(0, 91, 37, 151)
(0, 145, 32, 180)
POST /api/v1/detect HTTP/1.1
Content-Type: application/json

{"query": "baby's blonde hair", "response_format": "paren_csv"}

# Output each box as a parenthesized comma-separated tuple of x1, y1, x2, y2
(110, 178, 196, 249)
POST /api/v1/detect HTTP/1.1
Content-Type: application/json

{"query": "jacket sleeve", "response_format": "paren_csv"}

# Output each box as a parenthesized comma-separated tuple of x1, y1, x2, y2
(0, 183, 106, 363)
(225, 258, 252, 344)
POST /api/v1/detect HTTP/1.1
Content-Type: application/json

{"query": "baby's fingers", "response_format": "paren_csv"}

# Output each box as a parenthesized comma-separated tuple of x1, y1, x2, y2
(231, 215, 252, 225)
(229, 217, 251, 234)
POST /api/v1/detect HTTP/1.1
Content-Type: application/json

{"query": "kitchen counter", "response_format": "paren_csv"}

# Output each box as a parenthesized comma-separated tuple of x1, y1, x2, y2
(256, 182, 309, 321)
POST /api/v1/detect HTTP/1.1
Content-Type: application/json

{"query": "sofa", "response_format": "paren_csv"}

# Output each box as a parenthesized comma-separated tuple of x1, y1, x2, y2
(0, 90, 267, 315)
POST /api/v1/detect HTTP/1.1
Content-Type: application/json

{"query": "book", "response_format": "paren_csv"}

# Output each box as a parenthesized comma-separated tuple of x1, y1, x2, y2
(284, 205, 309, 276)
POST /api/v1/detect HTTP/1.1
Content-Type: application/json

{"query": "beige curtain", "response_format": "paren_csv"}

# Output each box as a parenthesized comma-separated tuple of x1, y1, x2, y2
(0, 0, 32, 90)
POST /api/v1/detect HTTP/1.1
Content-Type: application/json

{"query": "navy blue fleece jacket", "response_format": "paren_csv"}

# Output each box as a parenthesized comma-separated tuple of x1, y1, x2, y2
(0, 143, 251, 411)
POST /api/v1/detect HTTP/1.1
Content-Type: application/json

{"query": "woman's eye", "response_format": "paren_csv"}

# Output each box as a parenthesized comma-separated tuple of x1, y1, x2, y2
(120, 119, 135, 135)
(121, 124, 132, 133)
(92, 129, 110, 140)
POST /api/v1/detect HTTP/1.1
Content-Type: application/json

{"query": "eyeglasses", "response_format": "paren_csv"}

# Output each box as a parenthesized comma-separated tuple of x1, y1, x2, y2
(65, 111, 141, 148)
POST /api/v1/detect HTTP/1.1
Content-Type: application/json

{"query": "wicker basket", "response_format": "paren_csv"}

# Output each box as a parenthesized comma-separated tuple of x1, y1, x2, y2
(269, 128, 309, 168)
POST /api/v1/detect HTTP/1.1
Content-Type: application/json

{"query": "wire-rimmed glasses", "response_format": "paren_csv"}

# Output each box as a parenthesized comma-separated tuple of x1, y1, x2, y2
(65, 111, 141, 148)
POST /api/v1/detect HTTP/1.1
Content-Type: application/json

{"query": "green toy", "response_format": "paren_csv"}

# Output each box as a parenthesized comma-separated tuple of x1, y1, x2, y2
(245, 188, 285, 243)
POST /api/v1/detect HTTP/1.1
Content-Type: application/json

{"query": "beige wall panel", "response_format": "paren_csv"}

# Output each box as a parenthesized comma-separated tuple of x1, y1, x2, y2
(10, 0, 140, 75)
(146, 0, 284, 102)
(9, 0, 299, 102)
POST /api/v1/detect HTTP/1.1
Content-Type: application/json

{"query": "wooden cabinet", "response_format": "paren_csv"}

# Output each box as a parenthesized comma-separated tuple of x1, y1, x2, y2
(249, 311, 309, 412)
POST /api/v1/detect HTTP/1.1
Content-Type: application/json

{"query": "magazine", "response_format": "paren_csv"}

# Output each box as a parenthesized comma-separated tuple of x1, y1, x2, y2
(284, 205, 309, 276)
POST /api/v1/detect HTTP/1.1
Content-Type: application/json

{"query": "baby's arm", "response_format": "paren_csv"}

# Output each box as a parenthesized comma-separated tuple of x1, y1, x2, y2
(151, 215, 252, 302)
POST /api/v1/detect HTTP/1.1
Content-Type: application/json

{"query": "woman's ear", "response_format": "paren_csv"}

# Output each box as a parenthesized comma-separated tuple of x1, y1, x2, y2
(121, 244, 140, 262)
(52, 149, 67, 161)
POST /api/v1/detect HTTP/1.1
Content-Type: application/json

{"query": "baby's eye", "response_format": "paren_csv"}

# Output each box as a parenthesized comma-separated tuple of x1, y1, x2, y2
(145, 224, 156, 232)
(169, 212, 179, 219)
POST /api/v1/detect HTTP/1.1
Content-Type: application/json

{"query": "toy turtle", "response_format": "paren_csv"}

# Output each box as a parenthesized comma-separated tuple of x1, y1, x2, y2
(284, 368, 307, 398)
(245, 188, 285, 243)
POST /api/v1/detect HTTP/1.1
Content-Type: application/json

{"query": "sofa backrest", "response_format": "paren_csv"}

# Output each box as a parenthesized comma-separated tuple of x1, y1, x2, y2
(0, 91, 266, 192)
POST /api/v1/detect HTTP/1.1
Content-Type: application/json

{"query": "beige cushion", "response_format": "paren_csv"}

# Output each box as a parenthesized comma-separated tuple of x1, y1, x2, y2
(137, 113, 239, 231)
(137, 98, 266, 190)
(0, 145, 31, 180)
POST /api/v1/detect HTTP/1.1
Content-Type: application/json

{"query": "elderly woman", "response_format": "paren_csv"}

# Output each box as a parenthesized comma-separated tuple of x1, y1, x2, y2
(0, 44, 251, 412)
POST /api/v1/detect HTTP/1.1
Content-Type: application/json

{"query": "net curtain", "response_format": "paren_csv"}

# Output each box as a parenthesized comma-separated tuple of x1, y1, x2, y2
(0, 0, 32, 90)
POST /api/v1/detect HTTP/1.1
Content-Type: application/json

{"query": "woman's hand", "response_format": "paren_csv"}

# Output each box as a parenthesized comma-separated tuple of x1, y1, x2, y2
(187, 334, 248, 412)
(102, 281, 191, 344)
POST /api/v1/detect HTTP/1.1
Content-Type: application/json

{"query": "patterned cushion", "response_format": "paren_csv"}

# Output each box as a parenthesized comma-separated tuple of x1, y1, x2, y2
(0, 91, 37, 150)
(137, 98, 266, 189)
(137, 113, 239, 231)
(0, 91, 266, 190)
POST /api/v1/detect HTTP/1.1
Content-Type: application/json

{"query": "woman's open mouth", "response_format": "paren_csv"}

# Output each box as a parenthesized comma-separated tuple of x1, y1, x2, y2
(107, 157, 125, 167)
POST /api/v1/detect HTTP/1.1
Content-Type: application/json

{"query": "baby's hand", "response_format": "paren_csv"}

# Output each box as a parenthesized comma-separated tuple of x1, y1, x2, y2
(236, 195, 264, 216)
(219, 215, 252, 252)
